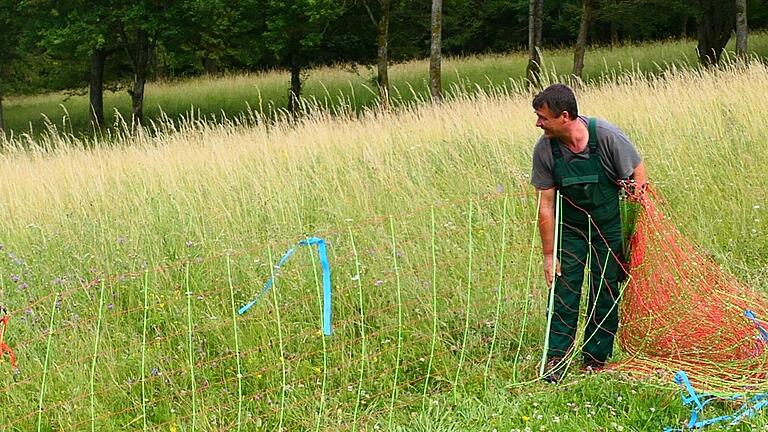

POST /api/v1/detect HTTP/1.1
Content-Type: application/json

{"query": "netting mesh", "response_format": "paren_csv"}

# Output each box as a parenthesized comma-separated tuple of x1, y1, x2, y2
(0, 187, 764, 429)
(619, 187, 768, 393)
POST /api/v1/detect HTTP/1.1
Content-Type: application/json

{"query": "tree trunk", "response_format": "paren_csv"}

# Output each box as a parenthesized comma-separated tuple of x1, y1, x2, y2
(288, 56, 301, 114)
(735, 0, 748, 58)
(89, 49, 107, 128)
(572, 0, 594, 80)
(202, 55, 219, 75)
(429, 0, 443, 103)
(0, 91, 5, 134)
(377, 0, 391, 105)
(127, 30, 151, 128)
(696, 0, 736, 66)
(526, 0, 544, 86)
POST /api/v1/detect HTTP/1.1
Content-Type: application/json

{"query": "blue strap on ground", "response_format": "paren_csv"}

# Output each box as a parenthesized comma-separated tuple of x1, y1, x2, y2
(664, 370, 768, 431)
(238, 237, 333, 336)
(744, 310, 768, 344)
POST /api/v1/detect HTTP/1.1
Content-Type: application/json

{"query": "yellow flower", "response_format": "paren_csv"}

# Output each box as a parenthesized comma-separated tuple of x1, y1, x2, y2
(522, 416, 530, 422)
(170, 425, 178, 432)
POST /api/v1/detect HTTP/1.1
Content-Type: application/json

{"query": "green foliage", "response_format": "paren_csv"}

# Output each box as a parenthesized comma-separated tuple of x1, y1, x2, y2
(0, 0, 28, 93)
(261, 0, 347, 68)
(4, 0, 768, 98)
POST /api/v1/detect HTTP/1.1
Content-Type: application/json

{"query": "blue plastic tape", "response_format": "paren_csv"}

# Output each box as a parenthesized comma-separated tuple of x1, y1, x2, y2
(238, 237, 332, 336)
(664, 370, 768, 431)
(744, 310, 768, 344)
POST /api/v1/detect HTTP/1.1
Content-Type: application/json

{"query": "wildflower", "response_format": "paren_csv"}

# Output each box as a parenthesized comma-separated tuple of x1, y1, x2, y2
(107, 304, 114, 311)
(522, 416, 530, 422)
(150, 367, 160, 377)
(496, 184, 504, 193)
(117, 236, 127, 245)
(185, 240, 194, 248)
(10, 274, 20, 283)
(374, 279, 384, 286)
(18, 282, 28, 290)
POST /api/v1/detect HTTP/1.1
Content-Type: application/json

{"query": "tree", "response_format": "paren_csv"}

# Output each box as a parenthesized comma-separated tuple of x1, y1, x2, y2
(167, 0, 244, 75)
(113, 1, 185, 127)
(736, 0, 748, 58)
(572, 0, 595, 80)
(36, 1, 121, 128)
(361, 0, 392, 104)
(527, 0, 544, 86)
(0, 0, 27, 133)
(695, 0, 736, 66)
(260, 0, 345, 113)
(429, 0, 443, 102)
(34, 1, 184, 128)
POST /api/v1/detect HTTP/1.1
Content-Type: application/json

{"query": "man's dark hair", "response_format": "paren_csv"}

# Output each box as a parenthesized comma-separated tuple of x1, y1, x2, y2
(532, 84, 578, 119)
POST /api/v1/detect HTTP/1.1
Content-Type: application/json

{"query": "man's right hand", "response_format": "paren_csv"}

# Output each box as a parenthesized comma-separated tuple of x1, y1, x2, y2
(543, 254, 561, 287)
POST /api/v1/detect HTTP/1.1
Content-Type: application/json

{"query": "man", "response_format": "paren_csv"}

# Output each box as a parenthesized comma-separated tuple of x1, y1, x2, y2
(530, 83, 647, 383)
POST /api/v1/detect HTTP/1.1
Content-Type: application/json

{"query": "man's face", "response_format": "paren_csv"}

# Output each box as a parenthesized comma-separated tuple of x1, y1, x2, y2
(534, 104, 566, 138)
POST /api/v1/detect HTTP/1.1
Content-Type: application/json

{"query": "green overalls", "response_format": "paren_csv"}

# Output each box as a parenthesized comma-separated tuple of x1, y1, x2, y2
(547, 117, 623, 363)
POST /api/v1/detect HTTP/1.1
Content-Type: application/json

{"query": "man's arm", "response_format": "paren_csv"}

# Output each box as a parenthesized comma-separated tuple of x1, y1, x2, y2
(538, 187, 560, 286)
(631, 161, 647, 185)
(623, 161, 648, 200)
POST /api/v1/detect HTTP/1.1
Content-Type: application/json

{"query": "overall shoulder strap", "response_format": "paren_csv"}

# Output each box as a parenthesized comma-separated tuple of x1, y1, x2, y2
(550, 138, 563, 160)
(587, 117, 598, 154)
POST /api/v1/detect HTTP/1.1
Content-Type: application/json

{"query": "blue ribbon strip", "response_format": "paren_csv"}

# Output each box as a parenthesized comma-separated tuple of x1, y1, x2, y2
(238, 237, 332, 336)
(664, 370, 768, 431)
(744, 310, 768, 344)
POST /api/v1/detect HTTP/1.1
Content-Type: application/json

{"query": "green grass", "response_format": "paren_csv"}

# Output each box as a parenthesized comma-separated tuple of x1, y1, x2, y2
(0, 58, 767, 430)
(5, 32, 768, 139)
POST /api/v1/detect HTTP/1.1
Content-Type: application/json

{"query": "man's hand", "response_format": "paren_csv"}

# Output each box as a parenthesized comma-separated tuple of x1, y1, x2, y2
(543, 253, 561, 287)
(622, 161, 648, 202)
(620, 179, 647, 202)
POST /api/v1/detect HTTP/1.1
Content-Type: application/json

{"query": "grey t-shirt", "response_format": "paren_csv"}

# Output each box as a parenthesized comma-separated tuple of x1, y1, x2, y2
(530, 116, 642, 189)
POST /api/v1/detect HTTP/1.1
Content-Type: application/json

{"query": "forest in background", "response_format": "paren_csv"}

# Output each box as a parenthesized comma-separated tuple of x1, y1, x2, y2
(0, 0, 764, 131)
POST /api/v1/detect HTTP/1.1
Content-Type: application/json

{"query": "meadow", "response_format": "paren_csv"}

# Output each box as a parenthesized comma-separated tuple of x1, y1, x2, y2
(0, 58, 767, 430)
(4, 32, 768, 139)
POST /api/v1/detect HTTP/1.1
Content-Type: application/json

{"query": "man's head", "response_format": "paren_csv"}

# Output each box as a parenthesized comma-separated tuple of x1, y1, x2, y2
(532, 84, 579, 138)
